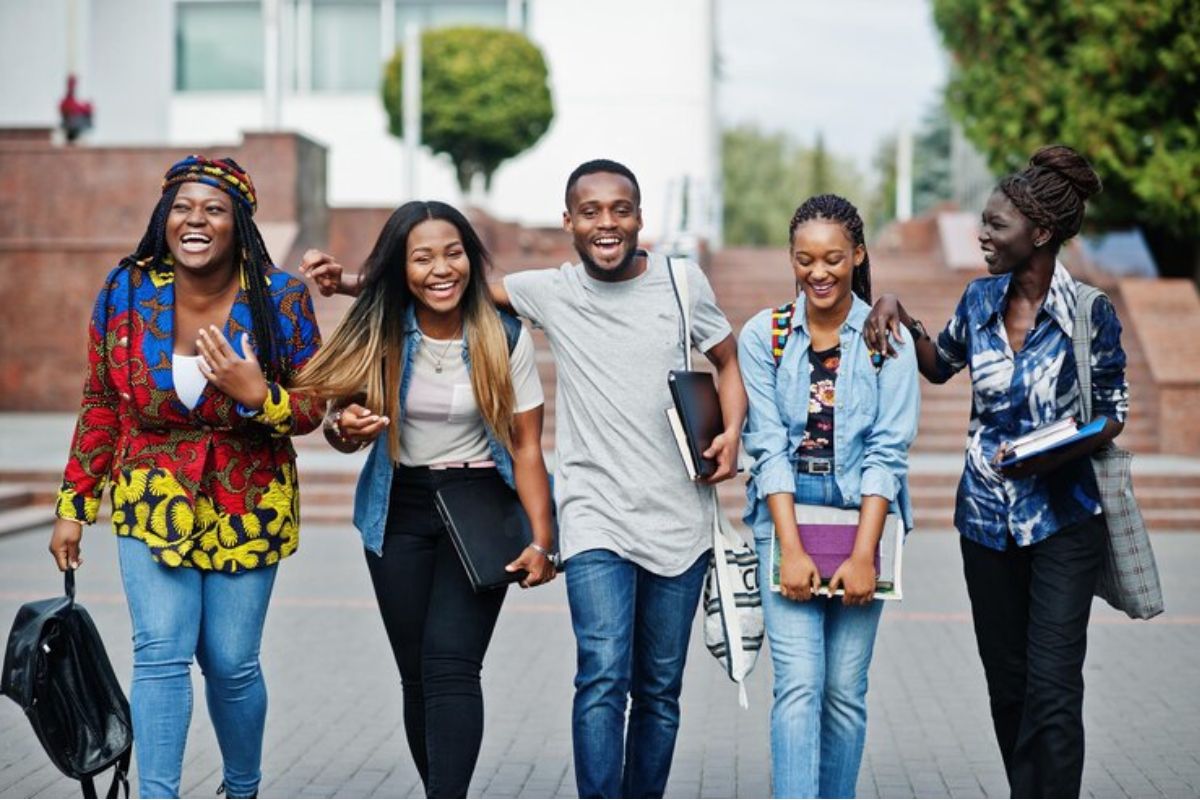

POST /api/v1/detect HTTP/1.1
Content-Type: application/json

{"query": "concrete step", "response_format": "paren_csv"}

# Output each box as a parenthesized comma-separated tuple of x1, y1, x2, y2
(0, 506, 56, 538)
(0, 485, 35, 512)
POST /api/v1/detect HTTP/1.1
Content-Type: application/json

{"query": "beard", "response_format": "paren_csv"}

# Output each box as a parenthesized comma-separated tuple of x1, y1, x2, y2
(576, 240, 639, 276)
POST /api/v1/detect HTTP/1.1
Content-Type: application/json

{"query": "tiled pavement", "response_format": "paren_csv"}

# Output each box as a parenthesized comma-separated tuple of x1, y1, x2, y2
(2, 517, 1199, 798)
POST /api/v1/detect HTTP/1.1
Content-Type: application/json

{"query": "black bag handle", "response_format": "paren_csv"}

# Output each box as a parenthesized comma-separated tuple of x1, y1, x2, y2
(80, 746, 131, 798)
(65, 568, 76, 606)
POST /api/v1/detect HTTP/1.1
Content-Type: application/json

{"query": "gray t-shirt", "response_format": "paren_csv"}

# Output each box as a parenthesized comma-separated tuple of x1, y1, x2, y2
(504, 252, 732, 576)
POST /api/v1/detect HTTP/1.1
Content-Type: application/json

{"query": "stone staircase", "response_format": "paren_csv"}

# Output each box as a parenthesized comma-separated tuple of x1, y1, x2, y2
(5, 226, 1197, 538)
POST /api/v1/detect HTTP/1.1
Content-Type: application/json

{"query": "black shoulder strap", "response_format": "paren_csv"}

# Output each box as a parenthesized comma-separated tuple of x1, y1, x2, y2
(80, 746, 131, 798)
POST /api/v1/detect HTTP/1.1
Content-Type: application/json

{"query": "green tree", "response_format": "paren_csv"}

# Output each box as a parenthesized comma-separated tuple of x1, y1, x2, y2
(383, 26, 554, 193)
(913, 102, 954, 216)
(722, 125, 864, 247)
(933, 0, 1200, 278)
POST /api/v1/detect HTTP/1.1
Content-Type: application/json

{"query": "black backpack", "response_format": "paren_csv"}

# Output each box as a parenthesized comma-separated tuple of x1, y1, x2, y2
(1, 570, 132, 798)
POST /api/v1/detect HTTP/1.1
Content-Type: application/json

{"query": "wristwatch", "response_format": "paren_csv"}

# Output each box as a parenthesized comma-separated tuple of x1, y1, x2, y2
(528, 542, 560, 568)
(905, 318, 930, 342)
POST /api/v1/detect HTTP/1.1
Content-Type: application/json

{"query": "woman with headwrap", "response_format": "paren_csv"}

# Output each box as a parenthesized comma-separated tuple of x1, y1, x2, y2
(48, 156, 323, 799)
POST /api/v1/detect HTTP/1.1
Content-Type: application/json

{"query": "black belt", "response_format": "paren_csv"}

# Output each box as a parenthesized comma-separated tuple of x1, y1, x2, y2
(796, 456, 833, 475)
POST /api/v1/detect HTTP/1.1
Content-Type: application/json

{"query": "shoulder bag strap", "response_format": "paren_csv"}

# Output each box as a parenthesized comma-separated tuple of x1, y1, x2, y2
(771, 302, 796, 367)
(666, 256, 694, 370)
(1072, 283, 1103, 424)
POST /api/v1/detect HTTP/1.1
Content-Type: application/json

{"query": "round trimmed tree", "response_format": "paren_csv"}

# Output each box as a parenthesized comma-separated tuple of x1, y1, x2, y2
(383, 26, 554, 194)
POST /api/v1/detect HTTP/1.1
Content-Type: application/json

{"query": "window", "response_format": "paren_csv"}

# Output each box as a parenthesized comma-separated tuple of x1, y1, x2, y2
(312, 0, 381, 91)
(395, 0, 509, 35)
(176, 1, 264, 91)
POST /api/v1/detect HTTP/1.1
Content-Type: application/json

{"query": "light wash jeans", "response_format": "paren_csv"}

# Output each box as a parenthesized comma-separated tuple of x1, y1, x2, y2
(117, 536, 277, 799)
(755, 473, 884, 798)
(565, 548, 708, 799)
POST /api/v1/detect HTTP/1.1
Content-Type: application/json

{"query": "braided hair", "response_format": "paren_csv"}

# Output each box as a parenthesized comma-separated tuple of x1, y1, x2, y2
(788, 193, 872, 303)
(118, 157, 287, 384)
(997, 145, 1102, 248)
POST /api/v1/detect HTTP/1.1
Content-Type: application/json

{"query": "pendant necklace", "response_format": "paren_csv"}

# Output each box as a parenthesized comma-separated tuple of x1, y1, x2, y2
(426, 332, 459, 374)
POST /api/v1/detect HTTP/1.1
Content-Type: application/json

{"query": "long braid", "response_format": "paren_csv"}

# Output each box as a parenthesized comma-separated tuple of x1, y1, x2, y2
(232, 203, 286, 383)
(788, 194, 872, 303)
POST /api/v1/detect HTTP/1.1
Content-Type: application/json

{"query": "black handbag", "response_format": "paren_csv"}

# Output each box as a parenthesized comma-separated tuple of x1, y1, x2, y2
(1, 570, 132, 798)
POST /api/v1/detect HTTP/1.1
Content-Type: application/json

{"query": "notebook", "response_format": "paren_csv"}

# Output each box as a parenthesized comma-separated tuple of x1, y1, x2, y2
(666, 369, 724, 480)
(435, 478, 541, 592)
(768, 504, 905, 600)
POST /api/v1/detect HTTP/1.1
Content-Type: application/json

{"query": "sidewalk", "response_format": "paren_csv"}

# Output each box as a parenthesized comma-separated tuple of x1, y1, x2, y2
(2, 523, 1199, 797)
(2, 413, 1199, 797)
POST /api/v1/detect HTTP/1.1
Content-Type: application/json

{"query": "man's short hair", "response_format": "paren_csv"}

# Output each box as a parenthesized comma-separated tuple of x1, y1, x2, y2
(564, 159, 641, 210)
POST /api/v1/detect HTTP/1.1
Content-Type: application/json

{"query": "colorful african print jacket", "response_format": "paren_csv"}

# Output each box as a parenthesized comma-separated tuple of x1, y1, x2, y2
(933, 262, 1129, 549)
(55, 262, 323, 572)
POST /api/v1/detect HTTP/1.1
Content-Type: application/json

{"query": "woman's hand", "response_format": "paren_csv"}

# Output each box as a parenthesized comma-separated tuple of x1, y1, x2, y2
(828, 555, 877, 606)
(299, 249, 359, 297)
(196, 327, 269, 410)
(332, 403, 390, 445)
(505, 546, 557, 588)
(864, 293, 905, 358)
(49, 518, 83, 571)
(779, 549, 821, 602)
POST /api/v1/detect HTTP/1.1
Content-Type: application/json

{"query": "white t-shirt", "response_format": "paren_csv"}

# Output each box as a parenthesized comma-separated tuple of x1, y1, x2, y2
(173, 354, 207, 410)
(503, 253, 733, 576)
(398, 325, 544, 467)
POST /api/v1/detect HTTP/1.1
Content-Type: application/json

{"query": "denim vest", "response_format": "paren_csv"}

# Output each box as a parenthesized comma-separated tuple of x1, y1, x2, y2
(352, 305, 521, 555)
(738, 296, 920, 540)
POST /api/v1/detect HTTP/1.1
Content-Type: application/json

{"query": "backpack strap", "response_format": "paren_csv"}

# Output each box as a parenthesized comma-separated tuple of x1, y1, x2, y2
(770, 302, 796, 367)
(1072, 283, 1104, 424)
(498, 308, 522, 356)
(666, 256, 694, 370)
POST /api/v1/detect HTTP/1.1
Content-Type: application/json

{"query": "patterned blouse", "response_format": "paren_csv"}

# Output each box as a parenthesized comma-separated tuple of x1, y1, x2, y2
(55, 262, 323, 572)
(799, 345, 839, 460)
(933, 262, 1129, 550)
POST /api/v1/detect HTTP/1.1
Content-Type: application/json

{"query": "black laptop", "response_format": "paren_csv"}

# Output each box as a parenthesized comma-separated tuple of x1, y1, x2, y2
(435, 478, 539, 592)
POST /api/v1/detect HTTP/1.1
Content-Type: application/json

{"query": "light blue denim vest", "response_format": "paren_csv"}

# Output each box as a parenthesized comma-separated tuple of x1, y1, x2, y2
(352, 305, 520, 555)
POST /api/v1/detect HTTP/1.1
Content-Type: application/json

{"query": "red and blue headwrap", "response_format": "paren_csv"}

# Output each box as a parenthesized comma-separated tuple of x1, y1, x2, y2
(162, 155, 258, 216)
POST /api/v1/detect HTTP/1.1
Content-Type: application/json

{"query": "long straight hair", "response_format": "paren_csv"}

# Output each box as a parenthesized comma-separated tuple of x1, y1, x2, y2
(291, 201, 515, 461)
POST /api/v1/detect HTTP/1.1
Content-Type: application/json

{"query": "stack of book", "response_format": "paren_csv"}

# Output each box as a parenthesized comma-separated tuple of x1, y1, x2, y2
(999, 416, 1108, 467)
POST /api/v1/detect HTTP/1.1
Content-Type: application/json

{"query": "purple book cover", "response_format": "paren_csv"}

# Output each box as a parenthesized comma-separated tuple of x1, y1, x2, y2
(797, 522, 880, 580)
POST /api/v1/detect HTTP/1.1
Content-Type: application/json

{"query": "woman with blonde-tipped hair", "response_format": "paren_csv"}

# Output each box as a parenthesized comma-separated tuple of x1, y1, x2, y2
(292, 200, 555, 798)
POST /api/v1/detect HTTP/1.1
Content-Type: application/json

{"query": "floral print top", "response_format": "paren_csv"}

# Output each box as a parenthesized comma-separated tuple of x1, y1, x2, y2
(55, 262, 323, 572)
(799, 345, 839, 459)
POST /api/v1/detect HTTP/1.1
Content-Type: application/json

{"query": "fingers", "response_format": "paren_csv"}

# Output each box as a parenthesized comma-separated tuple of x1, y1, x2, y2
(240, 333, 259, 365)
(338, 406, 390, 442)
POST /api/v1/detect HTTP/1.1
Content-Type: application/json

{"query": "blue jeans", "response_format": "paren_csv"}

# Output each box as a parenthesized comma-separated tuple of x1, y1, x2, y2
(565, 548, 708, 798)
(117, 536, 277, 799)
(755, 473, 884, 798)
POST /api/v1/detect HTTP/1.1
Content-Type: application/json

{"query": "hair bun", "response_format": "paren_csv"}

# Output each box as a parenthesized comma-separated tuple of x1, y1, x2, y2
(1029, 145, 1102, 200)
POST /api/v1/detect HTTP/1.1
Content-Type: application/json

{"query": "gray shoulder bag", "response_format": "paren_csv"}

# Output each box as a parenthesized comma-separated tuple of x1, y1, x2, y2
(1073, 284, 1164, 619)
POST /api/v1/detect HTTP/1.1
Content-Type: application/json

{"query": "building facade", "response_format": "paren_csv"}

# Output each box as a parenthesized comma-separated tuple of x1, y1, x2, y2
(1, 0, 720, 242)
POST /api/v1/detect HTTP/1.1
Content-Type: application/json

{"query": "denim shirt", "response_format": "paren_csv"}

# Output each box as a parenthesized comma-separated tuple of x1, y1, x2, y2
(352, 305, 519, 555)
(933, 263, 1129, 550)
(739, 296, 920, 540)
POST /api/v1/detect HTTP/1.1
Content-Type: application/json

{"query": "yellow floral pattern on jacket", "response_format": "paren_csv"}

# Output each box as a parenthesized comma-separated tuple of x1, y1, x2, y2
(55, 263, 323, 573)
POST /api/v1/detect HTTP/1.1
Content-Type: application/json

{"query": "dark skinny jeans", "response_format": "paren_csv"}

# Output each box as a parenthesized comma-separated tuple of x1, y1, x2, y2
(365, 465, 507, 798)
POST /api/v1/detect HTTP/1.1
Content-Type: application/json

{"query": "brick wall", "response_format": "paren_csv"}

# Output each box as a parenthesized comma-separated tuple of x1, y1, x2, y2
(0, 131, 328, 410)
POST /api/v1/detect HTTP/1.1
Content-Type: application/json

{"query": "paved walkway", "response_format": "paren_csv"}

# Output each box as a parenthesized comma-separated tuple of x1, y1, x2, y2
(2, 517, 1198, 798)
(2, 413, 1199, 797)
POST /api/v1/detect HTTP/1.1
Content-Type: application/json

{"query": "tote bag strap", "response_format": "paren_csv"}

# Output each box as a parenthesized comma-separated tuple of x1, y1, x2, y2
(1072, 283, 1104, 424)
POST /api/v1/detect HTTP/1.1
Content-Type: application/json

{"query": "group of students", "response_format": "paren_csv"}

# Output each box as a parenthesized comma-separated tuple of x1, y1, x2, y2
(46, 144, 1126, 799)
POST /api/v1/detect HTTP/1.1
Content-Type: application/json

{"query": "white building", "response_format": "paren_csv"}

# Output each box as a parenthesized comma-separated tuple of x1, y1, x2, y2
(1, 0, 720, 242)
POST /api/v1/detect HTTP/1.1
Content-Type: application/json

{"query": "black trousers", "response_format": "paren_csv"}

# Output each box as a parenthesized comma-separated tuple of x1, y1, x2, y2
(960, 515, 1106, 799)
(365, 466, 507, 799)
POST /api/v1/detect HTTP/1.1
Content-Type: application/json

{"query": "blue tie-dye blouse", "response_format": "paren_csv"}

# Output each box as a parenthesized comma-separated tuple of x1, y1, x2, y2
(933, 263, 1129, 550)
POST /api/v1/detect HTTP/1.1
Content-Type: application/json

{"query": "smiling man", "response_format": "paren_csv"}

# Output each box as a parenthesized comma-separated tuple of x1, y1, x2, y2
(492, 159, 747, 798)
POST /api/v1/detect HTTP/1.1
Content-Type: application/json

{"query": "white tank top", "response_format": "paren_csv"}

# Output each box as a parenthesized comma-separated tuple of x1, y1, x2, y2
(172, 354, 208, 410)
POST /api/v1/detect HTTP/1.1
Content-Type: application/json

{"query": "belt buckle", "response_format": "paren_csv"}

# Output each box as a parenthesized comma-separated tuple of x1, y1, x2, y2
(800, 457, 832, 475)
